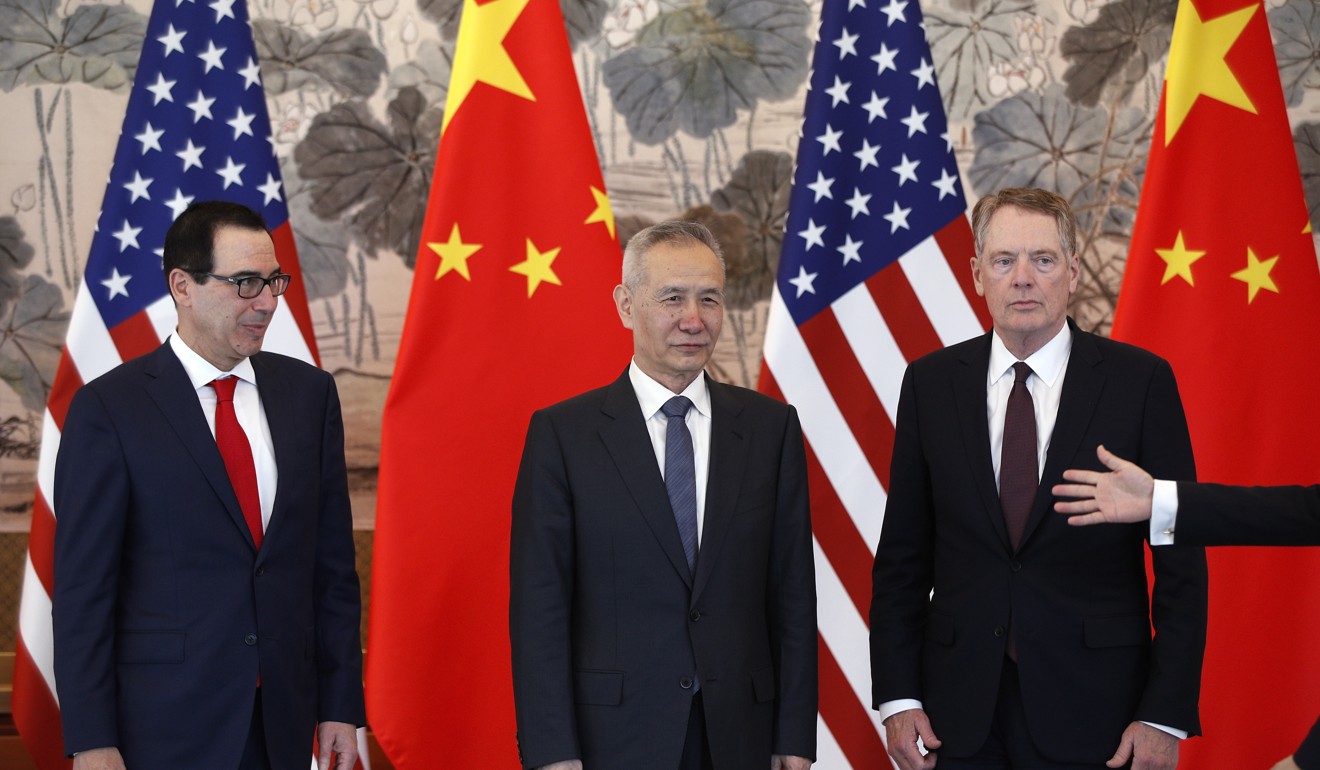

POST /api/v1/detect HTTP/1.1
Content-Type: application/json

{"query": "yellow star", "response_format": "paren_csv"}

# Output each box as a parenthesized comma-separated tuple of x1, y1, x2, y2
(442, 0, 535, 135)
(509, 239, 563, 297)
(1155, 231, 1206, 286)
(429, 223, 482, 281)
(585, 185, 616, 239)
(1163, 0, 1257, 145)
(1230, 247, 1280, 303)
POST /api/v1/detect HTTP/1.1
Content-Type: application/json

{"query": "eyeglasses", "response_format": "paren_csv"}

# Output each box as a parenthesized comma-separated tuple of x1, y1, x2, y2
(200, 272, 292, 299)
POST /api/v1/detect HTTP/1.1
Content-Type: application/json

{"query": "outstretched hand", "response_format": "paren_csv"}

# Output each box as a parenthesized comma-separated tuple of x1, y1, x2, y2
(1052, 445, 1155, 525)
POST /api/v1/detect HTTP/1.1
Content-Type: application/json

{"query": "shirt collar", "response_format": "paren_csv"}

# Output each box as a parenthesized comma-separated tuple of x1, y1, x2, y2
(169, 332, 257, 390)
(628, 360, 711, 420)
(987, 321, 1072, 388)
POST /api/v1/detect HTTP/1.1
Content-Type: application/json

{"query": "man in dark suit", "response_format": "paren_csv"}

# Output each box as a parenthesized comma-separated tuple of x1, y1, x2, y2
(53, 201, 365, 770)
(870, 188, 1208, 770)
(509, 221, 817, 770)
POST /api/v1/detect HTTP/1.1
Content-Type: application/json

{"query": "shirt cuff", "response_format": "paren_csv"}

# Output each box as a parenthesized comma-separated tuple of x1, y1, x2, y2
(1141, 721, 1187, 740)
(1149, 479, 1179, 546)
(877, 698, 924, 725)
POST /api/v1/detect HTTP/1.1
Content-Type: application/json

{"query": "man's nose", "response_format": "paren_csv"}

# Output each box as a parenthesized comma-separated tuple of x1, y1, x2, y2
(677, 300, 704, 329)
(1011, 258, 1035, 286)
(251, 283, 279, 311)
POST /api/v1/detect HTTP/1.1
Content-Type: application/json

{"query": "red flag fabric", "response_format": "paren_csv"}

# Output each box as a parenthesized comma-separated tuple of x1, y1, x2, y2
(11, 0, 321, 764)
(757, 0, 987, 763)
(365, 0, 627, 764)
(1113, 0, 1320, 766)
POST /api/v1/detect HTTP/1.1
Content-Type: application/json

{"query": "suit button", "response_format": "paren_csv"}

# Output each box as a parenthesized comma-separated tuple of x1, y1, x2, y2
(1010, 561, 1022, 573)
(255, 567, 265, 577)
(993, 626, 1005, 638)
(680, 677, 694, 689)
(245, 633, 258, 646)
(689, 610, 701, 622)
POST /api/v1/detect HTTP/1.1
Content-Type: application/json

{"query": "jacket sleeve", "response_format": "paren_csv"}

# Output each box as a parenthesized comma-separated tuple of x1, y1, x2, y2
(312, 373, 366, 726)
(1176, 482, 1320, 546)
(769, 407, 818, 759)
(52, 385, 130, 756)
(1135, 359, 1209, 735)
(869, 365, 935, 706)
(509, 410, 581, 769)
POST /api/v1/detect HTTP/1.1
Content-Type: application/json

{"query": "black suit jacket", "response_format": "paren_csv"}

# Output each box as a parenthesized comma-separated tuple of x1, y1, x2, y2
(52, 343, 365, 769)
(509, 370, 817, 769)
(1176, 482, 1320, 546)
(871, 322, 1208, 762)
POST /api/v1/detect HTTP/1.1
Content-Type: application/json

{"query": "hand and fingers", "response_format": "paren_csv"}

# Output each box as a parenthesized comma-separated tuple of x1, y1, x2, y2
(1052, 445, 1154, 526)
(884, 708, 942, 770)
(1109, 722, 1178, 770)
(316, 721, 359, 770)
(72, 748, 126, 770)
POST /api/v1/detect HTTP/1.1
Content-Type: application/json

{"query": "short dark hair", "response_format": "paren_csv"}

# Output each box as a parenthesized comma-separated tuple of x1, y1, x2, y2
(970, 187, 1078, 259)
(162, 201, 269, 288)
(621, 221, 726, 291)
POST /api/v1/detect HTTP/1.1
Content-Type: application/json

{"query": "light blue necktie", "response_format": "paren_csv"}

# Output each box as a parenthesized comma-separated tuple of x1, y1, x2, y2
(662, 396, 698, 573)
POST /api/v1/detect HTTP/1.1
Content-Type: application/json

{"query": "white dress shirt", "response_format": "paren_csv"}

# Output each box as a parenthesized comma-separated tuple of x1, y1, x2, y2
(1148, 480, 1180, 545)
(629, 361, 712, 544)
(170, 333, 277, 533)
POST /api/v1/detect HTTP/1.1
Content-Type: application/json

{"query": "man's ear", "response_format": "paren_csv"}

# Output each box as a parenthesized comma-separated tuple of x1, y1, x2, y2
(168, 268, 194, 307)
(613, 284, 634, 330)
(970, 256, 986, 297)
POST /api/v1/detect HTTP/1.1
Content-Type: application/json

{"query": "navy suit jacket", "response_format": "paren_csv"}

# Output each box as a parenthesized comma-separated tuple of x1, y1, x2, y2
(871, 322, 1209, 762)
(52, 343, 364, 769)
(509, 370, 817, 769)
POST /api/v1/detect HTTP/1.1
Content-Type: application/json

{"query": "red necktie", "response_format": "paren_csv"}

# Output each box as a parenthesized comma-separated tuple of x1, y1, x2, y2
(999, 362, 1038, 551)
(210, 377, 263, 550)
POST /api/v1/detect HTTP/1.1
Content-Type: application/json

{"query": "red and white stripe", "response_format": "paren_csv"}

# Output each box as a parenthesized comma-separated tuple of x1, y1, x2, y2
(760, 218, 990, 768)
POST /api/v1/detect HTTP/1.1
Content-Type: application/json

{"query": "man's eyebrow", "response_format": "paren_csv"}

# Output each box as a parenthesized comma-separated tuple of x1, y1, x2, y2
(224, 267, 284, 278)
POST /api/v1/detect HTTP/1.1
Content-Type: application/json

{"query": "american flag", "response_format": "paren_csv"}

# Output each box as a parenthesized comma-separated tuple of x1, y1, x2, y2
(11, 0, 327, 766)
(758, 0, 990, 765)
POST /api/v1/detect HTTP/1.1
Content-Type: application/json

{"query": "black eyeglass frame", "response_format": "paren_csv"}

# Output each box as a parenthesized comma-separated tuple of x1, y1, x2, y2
(198, 272, 293, 299)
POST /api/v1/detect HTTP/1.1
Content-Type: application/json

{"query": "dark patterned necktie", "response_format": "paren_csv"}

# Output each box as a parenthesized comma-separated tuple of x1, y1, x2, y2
(662, 396, 698, 573)
(1000, 362, 1037, 551)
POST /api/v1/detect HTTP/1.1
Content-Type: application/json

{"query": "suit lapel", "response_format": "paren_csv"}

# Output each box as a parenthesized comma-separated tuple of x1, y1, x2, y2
(142, 344, 257, 550)
(1020, 324, 1105, 547)
(252, 353, 293, 555)
(955, 334, 1013, 551)
(691, 377, 747, 602)
(598, 371, 694, 588)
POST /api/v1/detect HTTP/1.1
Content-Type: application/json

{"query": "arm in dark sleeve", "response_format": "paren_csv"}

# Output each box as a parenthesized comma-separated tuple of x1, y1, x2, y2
(870, 366, 935, 706)
(768, 407, 818, 759)
(312, 373, 366, 725)
(1136, 359, 1208, 735)
(1177, 482, 1320, 546)
(509, 410, 580, 769)
(52, 386, 130, 756)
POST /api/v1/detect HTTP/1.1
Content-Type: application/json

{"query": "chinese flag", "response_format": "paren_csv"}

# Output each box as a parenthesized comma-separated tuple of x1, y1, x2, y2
(1113, 0, 1320, 766)
(365, 0, 628, 764)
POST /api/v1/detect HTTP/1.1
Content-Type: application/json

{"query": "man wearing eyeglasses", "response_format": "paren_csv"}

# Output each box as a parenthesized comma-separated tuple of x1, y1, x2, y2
(52, 200, 364, 770)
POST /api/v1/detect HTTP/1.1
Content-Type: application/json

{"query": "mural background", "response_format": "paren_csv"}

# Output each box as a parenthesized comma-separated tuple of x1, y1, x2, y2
(0, 0, 1318, 645)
